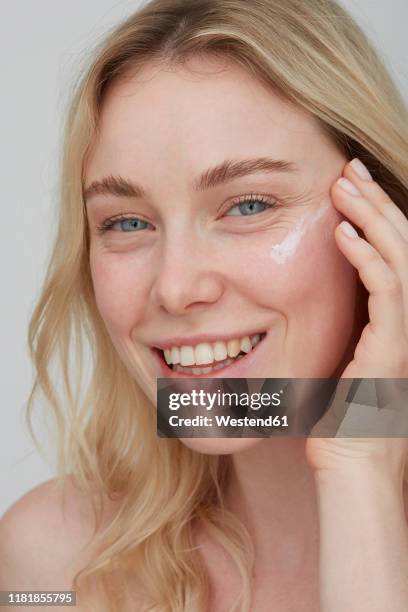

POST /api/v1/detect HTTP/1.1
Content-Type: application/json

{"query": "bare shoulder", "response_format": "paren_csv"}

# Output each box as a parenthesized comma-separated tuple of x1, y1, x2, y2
(0, 476, 120, 600)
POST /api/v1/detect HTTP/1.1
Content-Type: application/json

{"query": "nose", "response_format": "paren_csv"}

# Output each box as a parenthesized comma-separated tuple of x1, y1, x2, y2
(151, 226, 225, 316)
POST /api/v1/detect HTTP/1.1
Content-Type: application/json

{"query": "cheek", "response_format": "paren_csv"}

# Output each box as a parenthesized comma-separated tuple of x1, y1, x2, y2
(89, 248, 151, 334)
(221, 205, 351, 307)
(291, 207, 357, 309)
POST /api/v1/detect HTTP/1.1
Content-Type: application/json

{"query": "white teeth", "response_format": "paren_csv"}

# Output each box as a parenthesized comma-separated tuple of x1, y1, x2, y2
(240, 336, 252, 353)
(162, 332, 265, 367)
(250, 333, 261, 347)
(224, 357, 235, 367)
(179, 345, 195, 366)
(213, 340, 228, 362)
(212, 361, 227, 371)
(174, 357, 235, 374)
(170, 346, 180, 365)
(194, 342, 214, 365)
(227, 338, 241, 358)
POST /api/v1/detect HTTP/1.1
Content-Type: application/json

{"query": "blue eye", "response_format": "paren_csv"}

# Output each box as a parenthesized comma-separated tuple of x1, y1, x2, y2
(96, 216, 151, 235)
(96, 194, 277, 235)
(225, 195, 276, 216)
(115, 218, 149, 232)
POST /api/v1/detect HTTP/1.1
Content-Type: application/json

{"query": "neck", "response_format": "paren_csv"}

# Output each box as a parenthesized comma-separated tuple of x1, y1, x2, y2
(224, 438, 320, 570)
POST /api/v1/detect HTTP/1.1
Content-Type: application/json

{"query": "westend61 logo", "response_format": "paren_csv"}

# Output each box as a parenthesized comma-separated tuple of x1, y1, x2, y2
(157, 378, 408, 438)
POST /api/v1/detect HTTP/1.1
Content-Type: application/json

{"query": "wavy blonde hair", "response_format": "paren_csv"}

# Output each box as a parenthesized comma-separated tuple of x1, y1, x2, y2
(26, 0, 408, 610)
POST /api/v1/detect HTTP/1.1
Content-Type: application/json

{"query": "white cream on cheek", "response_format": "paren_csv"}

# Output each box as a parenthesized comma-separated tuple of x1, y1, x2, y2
(269, 201, 331, 264)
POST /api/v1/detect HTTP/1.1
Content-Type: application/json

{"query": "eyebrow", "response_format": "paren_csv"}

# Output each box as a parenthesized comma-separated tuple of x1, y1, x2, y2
(83, 156, 298, 203)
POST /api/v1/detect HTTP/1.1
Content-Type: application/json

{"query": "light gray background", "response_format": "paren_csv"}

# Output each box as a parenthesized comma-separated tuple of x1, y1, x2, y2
(1, 0, 407, 517)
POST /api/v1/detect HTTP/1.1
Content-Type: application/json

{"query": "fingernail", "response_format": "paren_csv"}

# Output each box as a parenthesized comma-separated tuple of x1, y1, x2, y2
(350, 158, 373, 181)
(337, 177, 361, 196)
(340, 221, 359, 239)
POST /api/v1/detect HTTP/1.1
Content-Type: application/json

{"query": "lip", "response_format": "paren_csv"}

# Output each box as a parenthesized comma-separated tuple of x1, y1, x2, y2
(151, 328, 266, 351)
(152, 331, 268, 378)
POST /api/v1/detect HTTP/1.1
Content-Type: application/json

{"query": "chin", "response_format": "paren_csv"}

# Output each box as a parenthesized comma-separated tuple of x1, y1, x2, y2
(180, 437, 265, 455)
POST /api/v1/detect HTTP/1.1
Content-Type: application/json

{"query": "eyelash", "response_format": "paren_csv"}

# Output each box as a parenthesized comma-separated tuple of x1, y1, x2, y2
(95, 193, 279, 236)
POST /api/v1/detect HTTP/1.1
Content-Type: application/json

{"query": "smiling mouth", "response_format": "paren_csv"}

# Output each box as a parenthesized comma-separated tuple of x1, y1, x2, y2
(154, 332, 267, 377)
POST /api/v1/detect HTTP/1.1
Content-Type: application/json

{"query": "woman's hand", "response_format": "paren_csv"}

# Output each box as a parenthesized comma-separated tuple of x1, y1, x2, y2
(332, 158, 408, 380)
(304, 160, 408, 612)
(306, 158, 408, 479)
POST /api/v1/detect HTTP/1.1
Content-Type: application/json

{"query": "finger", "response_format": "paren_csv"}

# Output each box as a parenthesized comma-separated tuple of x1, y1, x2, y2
(332, 178, 408, 281)
(345, 158, 408, 242)
(335, 223, 406, 340)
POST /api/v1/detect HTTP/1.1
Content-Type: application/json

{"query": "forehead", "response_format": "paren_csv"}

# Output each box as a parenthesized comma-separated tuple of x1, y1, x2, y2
(86, 56, 329, 179)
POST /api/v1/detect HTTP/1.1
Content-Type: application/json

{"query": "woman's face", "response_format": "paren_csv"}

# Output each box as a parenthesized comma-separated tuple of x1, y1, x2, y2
(84, 56, 363, 454)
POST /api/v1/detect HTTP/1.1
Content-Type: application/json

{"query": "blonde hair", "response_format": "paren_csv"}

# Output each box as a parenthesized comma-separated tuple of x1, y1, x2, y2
(26, 0, 408, 610)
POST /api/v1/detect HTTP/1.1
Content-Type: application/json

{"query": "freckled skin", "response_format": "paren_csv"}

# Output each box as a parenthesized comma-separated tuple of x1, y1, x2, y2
(85, 56, 366, 455)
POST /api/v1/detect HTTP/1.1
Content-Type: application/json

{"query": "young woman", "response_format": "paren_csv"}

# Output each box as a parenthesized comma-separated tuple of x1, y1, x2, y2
(1, 0, 408, 610)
